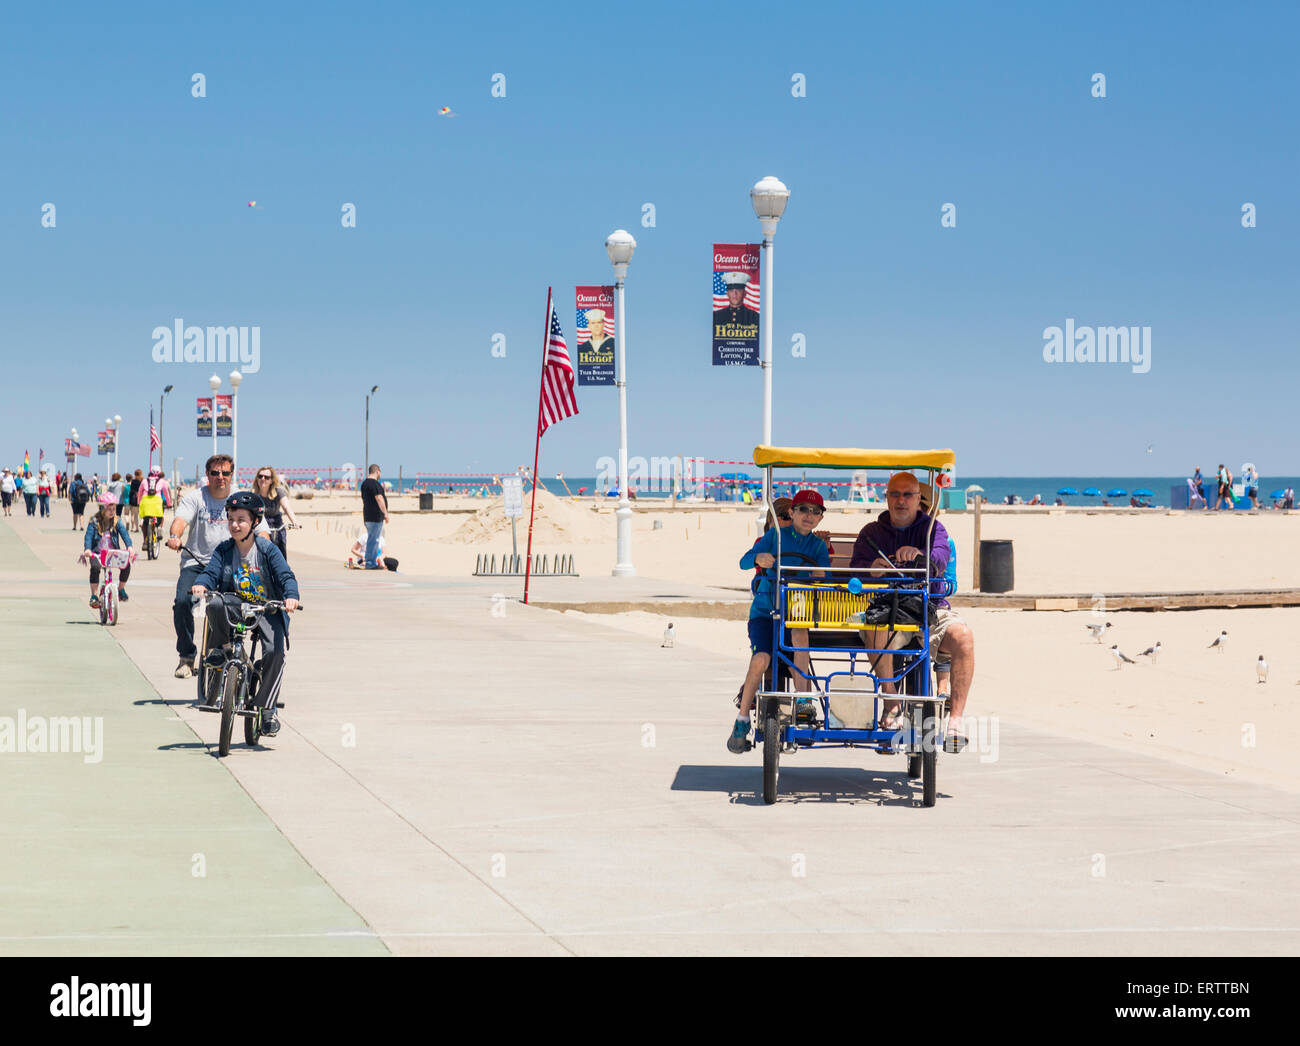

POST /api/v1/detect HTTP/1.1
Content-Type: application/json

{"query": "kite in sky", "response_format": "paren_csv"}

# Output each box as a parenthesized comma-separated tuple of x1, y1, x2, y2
(438, 107, 457, 117)
(247, 201, 262, 209)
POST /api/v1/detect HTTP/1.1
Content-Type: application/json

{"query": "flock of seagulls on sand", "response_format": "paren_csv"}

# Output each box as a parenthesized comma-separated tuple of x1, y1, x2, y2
(1088, 622, 1274, 682)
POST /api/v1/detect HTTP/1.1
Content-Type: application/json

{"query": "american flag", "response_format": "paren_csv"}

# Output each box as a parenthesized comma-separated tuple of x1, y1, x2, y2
(575, 307, 613, 343)
(150, 419, 160, 452)
(712, 271, 761, 312)
(539, 290, 578, 436)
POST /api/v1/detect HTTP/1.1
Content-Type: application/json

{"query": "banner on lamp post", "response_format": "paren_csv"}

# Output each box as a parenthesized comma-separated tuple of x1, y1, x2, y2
(215, 395, 233, 437)
(711, 243, 761, 366)
(197, 398, 212, 438)
(575, 286, 615, 386)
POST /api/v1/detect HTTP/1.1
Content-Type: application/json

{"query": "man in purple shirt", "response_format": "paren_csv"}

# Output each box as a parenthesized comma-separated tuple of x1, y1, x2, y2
(850, 471, 974, 751)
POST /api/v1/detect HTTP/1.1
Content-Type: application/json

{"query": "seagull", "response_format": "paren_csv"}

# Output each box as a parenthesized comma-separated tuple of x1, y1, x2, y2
(1209, 630, 1228, 651)
(1138, 642, 1161, 663)
(662, 622, 675, 648)
(1110, 644, 1136, 668)
(1086, 621, 1113, 642)
(1257, 656, 1268, 683)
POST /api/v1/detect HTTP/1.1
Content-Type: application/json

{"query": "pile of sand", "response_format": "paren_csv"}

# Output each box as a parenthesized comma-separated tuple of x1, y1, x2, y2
(447, 490, 608, 545)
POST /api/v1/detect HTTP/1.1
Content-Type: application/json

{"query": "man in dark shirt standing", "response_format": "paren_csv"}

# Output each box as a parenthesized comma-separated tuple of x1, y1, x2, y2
(360, 464, 389, 570)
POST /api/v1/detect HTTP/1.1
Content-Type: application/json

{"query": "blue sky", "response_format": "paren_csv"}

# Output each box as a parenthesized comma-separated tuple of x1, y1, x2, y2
(2, 1, 1297, 480)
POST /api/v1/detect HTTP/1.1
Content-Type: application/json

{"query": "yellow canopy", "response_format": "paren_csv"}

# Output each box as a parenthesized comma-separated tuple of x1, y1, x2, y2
(752, 445, 956, 471)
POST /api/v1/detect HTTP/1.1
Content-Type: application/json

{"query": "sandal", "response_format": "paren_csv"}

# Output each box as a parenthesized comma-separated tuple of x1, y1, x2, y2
(879, 704, 903, 731)
(944, 729, 969, 753)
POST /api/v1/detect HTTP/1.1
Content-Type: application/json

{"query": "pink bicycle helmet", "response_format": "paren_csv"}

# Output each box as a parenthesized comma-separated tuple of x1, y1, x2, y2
(97, 491, 118, 504)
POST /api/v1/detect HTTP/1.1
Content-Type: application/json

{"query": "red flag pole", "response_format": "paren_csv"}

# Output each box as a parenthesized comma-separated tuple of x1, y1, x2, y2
(522, 288, 552, 605)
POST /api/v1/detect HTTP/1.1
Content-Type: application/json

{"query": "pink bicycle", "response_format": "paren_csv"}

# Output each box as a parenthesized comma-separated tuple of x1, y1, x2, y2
(81, 546, 136, 626)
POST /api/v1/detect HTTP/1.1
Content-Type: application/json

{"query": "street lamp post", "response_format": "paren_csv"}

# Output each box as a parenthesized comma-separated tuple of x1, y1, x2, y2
(160, 385, 173, 473)
(229, 371, 242, 482)
(365, 385, 378, 483)
(750, 175, 790, 511)
(113, 414, 122, 476)
(209, 374, 221, 465)
(606, 229, 637, 577)
(70, 428, 78, 491)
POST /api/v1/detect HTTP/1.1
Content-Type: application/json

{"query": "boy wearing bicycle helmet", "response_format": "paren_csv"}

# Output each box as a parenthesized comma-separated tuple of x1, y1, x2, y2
(191, 492, 300, 736)
(728, 490, 829, 753)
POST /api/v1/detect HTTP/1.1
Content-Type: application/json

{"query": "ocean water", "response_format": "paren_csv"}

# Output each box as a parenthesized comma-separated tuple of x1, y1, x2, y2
(385, 474, 1300, 507)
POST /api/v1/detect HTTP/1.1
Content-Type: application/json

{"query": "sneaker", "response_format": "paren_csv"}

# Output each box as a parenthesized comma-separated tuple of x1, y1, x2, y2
(726, 718, 751, 754)
(261, 712, 281, 737)
(174, 658, 194, 679)
(89, 595, 100, 609)
(117, 587, 128, 602)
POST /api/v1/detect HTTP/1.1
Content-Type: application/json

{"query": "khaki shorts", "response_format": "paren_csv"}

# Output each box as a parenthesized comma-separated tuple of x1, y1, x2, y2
(877, 605, 965, 667)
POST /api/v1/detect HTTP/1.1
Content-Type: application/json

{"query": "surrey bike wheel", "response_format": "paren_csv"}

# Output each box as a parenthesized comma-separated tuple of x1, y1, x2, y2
(218, 666, 241, 757)
(762, 707, 781, 805)
(921, 700, 938, 807)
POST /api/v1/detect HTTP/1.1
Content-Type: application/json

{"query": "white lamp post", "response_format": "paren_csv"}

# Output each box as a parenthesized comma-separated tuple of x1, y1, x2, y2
(113, 415, 121, 475)
(229, 370, 242, 483)
(606, 229, 637, 577)
(750, 175, 790, 510)
(70, 428, 78, 489)
(209, 374, 221, 464)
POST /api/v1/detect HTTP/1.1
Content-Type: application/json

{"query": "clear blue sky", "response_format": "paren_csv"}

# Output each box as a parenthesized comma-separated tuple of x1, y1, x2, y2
(2, 1, 1297, 480)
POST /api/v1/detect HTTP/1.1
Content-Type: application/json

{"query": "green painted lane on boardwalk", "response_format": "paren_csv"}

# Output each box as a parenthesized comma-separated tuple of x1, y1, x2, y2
(0, 518, 48, 572)
(0, 596, 387, 956)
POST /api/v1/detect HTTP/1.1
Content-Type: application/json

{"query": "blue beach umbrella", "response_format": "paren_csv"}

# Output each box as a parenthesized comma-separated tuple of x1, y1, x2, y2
(1133, 488, 1153, 497)
(1083, 487, 1102, 496)
(1269, 488, 1287, 499)
(1056, 487, 1079, 496)
(1107, 488, 1127, 498)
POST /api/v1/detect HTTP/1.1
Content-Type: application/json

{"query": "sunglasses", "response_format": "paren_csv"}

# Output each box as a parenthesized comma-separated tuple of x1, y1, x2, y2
(776, 513, 792, 522)
(208, 469, 232, 478)
(256, 474, 272, 479)
(887, 490, 918, 499)
(794, 504, 823, 515)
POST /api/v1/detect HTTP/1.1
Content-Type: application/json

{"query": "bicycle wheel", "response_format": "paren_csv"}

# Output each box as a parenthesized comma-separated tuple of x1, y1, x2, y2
(921, 700, 938, 807)
(195, 610, 210, 703)
(98, 588, 109, 626)
(104, 585, 117, 627)
(218, 667, 240, 757)
(762, 710, 781, 805)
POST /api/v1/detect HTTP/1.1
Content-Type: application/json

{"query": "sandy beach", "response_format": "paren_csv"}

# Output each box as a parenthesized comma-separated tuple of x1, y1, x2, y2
(276, 489, 1300, 795)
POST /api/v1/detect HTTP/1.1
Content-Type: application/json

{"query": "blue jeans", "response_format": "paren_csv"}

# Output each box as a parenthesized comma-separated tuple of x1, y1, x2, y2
(364, 520, 383, 568)
(38, 493, 50, 516)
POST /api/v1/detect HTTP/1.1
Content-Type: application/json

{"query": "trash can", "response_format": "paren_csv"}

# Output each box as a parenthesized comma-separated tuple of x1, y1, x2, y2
(418, 492, 433, 511)
(979, 539, 1014, 593)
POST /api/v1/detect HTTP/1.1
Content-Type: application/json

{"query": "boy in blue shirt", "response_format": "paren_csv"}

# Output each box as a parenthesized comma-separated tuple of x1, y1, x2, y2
(728, 490, 831, 753)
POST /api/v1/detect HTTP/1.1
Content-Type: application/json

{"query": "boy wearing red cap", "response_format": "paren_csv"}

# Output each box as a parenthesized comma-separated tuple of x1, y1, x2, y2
(728, 490, 830, 753)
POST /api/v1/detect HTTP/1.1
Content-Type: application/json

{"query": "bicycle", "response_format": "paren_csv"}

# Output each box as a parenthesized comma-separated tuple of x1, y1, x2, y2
(140, 515, 164, 560)
(79, 546, 136, 627)
(265, 519, 301, 560)
(196, 595, 301, 756)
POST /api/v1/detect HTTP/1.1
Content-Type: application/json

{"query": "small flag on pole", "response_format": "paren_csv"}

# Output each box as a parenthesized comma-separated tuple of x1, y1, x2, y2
(538, 291, 578, 437)
(150, 418, 160, 452)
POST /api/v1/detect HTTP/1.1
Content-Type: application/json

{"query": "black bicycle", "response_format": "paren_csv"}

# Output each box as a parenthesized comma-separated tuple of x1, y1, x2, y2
(196, 595, 300, 756)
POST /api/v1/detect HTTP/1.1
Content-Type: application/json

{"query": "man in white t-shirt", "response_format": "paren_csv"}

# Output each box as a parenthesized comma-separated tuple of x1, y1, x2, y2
(165, 454, 267, 677)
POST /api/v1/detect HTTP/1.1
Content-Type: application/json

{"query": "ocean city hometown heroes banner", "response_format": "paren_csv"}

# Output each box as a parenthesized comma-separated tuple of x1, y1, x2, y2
(97, 430, 114, 455)
(712, 243, 761, 366)
(575, 285, 615, 386)
(215, 395, 233, 437)
(197, 398, 212, 438)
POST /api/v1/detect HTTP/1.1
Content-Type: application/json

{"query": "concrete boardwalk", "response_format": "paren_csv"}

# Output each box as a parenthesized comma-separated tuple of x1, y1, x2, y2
(2, 508, 1298, 955)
